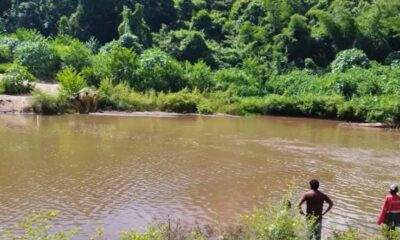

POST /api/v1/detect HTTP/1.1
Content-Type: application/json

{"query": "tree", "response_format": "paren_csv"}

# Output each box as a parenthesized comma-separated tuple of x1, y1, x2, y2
(118, 4, 151, 47)
(158, 29, 214, 66)
(138, 0, 177, 31)
(176, 0, 194, 22)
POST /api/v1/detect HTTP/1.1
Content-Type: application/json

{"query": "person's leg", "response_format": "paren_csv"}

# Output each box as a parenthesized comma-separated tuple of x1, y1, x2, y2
(307, 218, 322, 240)
(314, 219, 322, 240)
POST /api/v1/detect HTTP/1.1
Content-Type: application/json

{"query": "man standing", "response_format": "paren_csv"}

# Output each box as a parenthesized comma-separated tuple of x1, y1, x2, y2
(298, 179, 334, 240)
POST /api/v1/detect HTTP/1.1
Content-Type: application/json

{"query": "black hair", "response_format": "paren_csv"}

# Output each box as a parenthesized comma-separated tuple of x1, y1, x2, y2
(310, 179, 319, 190)
(390, 186, 399, 195)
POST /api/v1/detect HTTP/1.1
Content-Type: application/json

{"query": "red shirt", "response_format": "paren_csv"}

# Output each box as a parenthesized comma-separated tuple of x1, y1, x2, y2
(378, 194, 400, 225)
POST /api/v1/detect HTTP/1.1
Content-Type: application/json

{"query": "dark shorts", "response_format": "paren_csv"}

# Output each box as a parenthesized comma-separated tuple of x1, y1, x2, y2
(307, 218, 322, 240)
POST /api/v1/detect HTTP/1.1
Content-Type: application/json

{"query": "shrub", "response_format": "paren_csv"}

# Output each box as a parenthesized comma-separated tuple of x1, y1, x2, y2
(214, 68, 262, 96)
(158, 89, 201, 113)
(14, 41, 60, 77)
(0, 63, 13, 73)
(81, 54, 111, 87)
(184, 61, 214, 91)
(137, 48, 187, 92)
(98, 79, 157, 111)
(0, 210, 77, 239)
(0, 37, 20, 52)
(229, 195, 306, 240)
(52, 37, 91, 71)
(331, 49, 370, 73)
(0, 44, 11, 63)
(15, 28, 46, 42)
(297, 95, 343, 118)
(118, 33, 143, 53)
(385, 51, 400, 66)
(32, 90, 69, 115)
(107, 46, 139, 86)
(2, 64, 36, 95)
(261, 95, 300, 116)
(328, 229, 361, 240)
(56, 66, 87, 97)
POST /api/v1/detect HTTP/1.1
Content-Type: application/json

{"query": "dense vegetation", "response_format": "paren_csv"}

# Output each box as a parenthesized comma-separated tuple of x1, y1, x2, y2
(0, 0, 400, 123)
(2, 196, 400, 240)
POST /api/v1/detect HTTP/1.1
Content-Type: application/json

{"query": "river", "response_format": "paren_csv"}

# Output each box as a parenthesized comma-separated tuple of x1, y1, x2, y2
(0, 114, 399, 238)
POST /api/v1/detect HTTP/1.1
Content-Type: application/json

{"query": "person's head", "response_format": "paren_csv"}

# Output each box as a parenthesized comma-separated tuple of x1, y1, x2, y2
(390, 184, 399, 195)
(309, 179, 320, 190)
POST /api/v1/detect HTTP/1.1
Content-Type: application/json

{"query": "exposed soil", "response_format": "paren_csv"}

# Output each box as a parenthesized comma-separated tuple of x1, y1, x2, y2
(0, 74, 59, 113)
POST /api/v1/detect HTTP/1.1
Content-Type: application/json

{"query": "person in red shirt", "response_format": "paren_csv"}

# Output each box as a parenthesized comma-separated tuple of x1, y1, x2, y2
(378, 184, 400, 229)
(298, 179, 334, 240)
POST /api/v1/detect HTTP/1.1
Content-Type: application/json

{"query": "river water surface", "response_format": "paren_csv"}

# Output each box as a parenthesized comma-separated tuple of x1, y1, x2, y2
(0, 115, 399, 238)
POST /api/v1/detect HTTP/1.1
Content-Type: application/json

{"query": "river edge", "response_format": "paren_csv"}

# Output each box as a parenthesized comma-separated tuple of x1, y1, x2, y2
(1, 103, 398, 130)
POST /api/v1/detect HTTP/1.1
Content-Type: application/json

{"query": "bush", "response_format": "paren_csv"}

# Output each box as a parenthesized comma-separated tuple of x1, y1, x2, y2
(184, 61, 214, 91)
(14, 41, 60, 77)
(331, 49, 370, 73)
(385, 51, 400, 66)
(214, 68, 262, 96)
(56, 66, 87, 97)
(0, 211, 77, 239)
(137, 48, 187, 92)
(0, 44, 11, 63)
(328, 229, 361, 240)
(0, 63, 13, 73)
(118, 33, 143, 53)
(158, 89, 201, 113)
(52, 37, 91, 71)
(32, 90, 69, 115)
(0, 37, 20, 52)
(2, 64, 36, 95)
(107, 46, 139, 86)
(98, 79, 157, 111)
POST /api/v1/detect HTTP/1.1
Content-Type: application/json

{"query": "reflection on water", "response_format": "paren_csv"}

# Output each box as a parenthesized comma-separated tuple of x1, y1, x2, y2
(0, 115, 399, 238)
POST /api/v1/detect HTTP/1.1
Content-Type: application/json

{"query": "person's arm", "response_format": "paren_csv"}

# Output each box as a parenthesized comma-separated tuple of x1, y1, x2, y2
(378, 197, 389, 225)
(322, 195, 334, 216)
(297, 194, 307, 215)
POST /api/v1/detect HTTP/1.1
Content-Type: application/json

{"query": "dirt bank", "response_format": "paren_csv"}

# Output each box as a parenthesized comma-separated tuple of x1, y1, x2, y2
(0, 80, 59, 113)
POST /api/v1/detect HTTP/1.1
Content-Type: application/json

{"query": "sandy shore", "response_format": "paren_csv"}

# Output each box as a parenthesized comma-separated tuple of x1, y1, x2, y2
(0, 76, 59, 113)
(89, 111, 237, 118)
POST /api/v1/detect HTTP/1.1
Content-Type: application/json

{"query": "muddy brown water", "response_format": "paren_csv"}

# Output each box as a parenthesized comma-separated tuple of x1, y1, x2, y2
(0, 115, 399, 239)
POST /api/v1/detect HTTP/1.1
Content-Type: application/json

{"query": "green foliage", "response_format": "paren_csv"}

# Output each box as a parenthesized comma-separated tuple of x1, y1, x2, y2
(136, 48, 187, 92)
(107, 46, 139, 86)
(2, 64, 36, 95)
(331, 48, 370, 73)
(157, 29, 214, 65)
(214, 68, 262, 96)
(14, 41, 60, 77)
(118, 4, 152, 47)
(0, 211, 78, 240)
(184, 61, 214, 91)
(33, 90, 70, 115)
(158, 89, 201, 113)
(98, 79, 157, 111)
(0, 63, 13, 73)
(0, 37, 20, 53)
(52, 36, 92, 71)
(56, 66, 87, 96)
(328, 229, 361, 240)
(0, 44, 11, 63)
(119, 33, 143, 53)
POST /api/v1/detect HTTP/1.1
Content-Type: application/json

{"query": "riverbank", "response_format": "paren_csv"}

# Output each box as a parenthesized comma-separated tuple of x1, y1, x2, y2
(1, 93, 399, 129)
